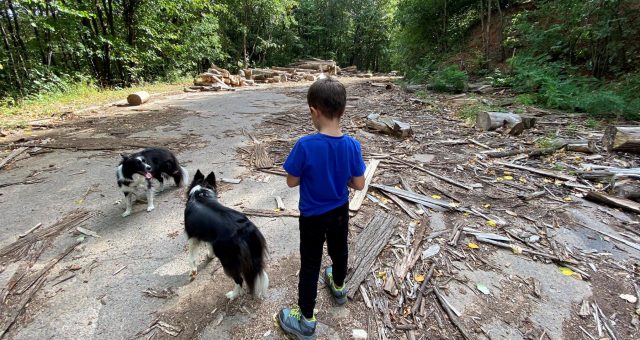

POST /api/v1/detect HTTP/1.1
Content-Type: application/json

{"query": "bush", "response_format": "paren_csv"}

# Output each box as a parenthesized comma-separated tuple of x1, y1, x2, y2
(431, 66, 468, 93)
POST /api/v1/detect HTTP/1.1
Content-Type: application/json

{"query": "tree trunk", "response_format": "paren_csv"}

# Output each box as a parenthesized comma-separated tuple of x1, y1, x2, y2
(0, 20, 23, 92)
(602, 126, 640, 153)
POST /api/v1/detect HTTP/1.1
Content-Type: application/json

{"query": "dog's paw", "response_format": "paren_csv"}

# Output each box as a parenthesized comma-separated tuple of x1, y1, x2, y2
(225, 285, 244, 300)
(146, 206, 155, 212)
(121, 211, 131, 217)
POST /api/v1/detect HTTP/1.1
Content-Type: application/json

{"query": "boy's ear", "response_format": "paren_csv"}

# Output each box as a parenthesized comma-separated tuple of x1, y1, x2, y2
(205, 172, 217, 187)
(194, 169, 204, 180)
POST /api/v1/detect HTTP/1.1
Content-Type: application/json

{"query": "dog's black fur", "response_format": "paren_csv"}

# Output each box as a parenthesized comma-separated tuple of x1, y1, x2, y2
(184, 170, 268, 298)
(117, 148, 188, 217)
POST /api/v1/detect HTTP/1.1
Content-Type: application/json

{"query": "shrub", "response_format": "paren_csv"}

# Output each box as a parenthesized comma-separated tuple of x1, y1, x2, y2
(431, 66, 468, 93)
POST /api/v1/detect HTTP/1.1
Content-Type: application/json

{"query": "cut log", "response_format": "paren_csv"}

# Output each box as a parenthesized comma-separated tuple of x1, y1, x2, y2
(476, 111, 526, 136)
(346, 212, 399, 298)
(585, 191, 640, 214)
(563, 140, 595, 154)
(611, 178, 640, 201)
(603, 126, 640, 153)
(366, 114, 412, 137)
(577, 167, 640, 182)
(126, 91, 150, 106)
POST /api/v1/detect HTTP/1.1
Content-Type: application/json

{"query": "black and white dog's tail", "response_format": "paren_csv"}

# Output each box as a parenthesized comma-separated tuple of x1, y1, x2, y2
(178, 166, 189, 187)
(237, 226, 269, 298)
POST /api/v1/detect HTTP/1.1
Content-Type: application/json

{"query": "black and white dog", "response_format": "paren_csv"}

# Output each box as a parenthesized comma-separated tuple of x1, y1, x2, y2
(116, 148, 188, 217)
(185, 170, 269, 299)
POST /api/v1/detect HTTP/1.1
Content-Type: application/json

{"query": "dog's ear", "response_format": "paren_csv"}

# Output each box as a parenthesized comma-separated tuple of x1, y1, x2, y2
(205, 172, 217, 187)
(120, 153, 129, 160)
(194, 169, 204, 181)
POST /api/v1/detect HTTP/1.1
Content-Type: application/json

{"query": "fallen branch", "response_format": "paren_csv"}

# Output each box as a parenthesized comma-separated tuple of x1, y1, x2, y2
(0, 147, 29, 170)
(391, 157, 473, 190)
(242, 208, 300, 218)
(434, 287, 471, 340)
(494, 161, 576, 182)
(584, 191, 640, 214)
(577, 222, 640, 252)
(371, 183, 452, 211)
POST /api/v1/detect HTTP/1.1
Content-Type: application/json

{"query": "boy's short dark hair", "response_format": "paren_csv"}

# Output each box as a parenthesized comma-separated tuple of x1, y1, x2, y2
(307, 77, 347, 119)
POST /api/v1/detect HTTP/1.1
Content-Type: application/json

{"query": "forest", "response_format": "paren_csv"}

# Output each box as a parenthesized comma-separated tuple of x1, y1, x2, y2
(1, 0, 639, 119)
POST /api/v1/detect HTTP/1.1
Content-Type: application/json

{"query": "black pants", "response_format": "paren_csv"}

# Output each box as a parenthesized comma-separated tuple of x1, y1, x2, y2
(298, 203, 349, 319)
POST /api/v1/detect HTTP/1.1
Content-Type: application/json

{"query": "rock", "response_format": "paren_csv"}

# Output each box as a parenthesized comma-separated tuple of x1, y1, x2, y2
(352, 329, 367, 339)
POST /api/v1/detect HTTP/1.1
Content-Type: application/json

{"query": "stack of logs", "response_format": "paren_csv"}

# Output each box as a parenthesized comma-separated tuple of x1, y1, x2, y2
(190, 59, 338, 91)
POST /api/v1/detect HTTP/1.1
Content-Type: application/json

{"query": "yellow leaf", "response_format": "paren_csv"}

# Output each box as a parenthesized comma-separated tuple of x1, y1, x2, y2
(511, 245, 523, 254)
(463, 212, 469, 217)
(544, 178, 553, 183)
(486, 220, 497, 227)
(503, 175, 514, 180)
(274, 208, 281, 212)
(496, 177, 504, 181)
(377, 271, 387, 280)
(449, 202, 460, 208)
(519, 177, 527, 183)
(563, 197, 573, 202)
(468, 242, 479, 249)
(414, 274, 425, 282)
(504, 171, 512, 175)
(559, 267, 574, 276)
(484, 204, 491, 209)
(431, 194, 442, 199)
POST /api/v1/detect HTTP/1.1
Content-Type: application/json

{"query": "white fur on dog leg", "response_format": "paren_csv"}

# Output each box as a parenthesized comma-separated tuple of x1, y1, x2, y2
(206, 243, 214, 259)
(254, 270, 269, 299)
(158, 181, 165, 192)
(226, 284, 244, 300)
(187, 238, 200, 276)
(122, 195, 133, 217)
(146, 188, 155, 212)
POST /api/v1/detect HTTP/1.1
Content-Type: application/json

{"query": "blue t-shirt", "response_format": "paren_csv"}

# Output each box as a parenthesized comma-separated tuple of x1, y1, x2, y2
(283, 133, 366, 217)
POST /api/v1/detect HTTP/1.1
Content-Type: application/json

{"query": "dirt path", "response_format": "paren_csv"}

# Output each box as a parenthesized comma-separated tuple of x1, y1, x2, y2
(0, 79, 639, 340)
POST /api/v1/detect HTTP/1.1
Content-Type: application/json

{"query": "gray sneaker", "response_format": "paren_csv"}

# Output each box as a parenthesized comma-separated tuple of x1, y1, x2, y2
(324, 266, 348, 305)
(277, 307, 316, 340)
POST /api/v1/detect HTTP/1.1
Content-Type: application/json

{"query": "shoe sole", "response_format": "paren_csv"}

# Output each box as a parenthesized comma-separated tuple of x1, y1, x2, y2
(276, 313, 316, 340)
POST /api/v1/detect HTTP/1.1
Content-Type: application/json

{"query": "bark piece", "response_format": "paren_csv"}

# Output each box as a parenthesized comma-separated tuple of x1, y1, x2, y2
(349, 159, 381, 211)
(476, 111, 527, 136)
(346, 212, 399, 298)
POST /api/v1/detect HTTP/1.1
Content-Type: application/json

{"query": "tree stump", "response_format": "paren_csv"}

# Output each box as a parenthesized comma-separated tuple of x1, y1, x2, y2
(126, 91, 150, 106)
(602, 126, 640, 153)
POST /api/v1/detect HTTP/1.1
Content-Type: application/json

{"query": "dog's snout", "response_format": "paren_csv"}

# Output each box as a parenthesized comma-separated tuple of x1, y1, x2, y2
(145, 165, 152, 171)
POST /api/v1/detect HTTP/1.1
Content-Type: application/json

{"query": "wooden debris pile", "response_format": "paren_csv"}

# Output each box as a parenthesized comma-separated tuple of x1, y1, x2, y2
(189, 58, 342, 91)
(238, 78, 640, 339)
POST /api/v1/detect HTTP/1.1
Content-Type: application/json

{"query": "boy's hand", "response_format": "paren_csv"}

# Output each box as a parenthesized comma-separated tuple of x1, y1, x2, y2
(286, 174, 300, 188)
(348, 176, 365, 190)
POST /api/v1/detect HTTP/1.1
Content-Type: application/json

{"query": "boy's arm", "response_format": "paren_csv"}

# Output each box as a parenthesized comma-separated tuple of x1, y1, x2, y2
(286, 174, 300, 188)
(348, 175, 365, 190)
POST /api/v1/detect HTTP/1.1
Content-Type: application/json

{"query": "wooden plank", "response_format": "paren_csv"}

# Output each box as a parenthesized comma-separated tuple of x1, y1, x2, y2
(585, 191, 640, 214)
(242, 208, 299, 218)
(494, 161, 576, 181)
(381, 192, 420, 219)
(346, 212, 399, 298)
(370, 184, 451, 210)
(349, 159, 381, 211)
(0, 147, 29, 170)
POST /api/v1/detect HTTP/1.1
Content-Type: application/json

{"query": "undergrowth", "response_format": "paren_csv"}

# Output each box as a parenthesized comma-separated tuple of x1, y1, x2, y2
(1, 77, 191, 129)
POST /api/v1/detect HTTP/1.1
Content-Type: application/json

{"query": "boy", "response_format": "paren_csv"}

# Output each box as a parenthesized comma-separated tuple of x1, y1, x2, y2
(277, 77, 366, 339)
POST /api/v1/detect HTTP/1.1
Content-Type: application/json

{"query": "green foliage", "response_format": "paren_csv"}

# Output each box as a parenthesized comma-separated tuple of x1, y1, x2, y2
(431, 66, 468, 93)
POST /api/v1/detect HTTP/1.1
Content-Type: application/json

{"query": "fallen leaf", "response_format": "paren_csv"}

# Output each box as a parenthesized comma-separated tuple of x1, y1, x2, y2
(449, 202, 460, 208)
(503, 175, 514, 180)
(377, 271, 387, 280)
(511, 245, 523, 254)
(496, 177, 504, 181)
(620, 294, 638, 304)
(486, 220, 497, 228)
(544, 178, 553, 183)
(431, 194, 442, 199)
(563, 197, 572, 202)
(559, 267, 574, 276)
(468, 242, 479, 249)
(519, 177, 527, 183)
(476, 283, 491, 295)
(484, 204, 491, 208)
(414, 274, 425, 283)
(504, 171, 512, 175)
